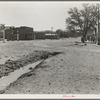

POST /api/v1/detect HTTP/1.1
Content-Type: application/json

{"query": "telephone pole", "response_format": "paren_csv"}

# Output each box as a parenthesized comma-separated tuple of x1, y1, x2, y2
(97, 4, 100, 45)
(17, 30, 19, 41)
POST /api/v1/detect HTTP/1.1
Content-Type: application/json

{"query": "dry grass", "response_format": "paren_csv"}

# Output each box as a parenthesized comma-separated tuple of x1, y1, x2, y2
(1, 37, 100, 94)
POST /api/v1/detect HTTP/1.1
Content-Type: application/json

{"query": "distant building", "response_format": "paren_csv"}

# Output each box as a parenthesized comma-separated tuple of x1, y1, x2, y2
(0, 30, 3, 41)
(45, 32, 59, 39)
(86, 28, 96, 43)
(33, 31, 59, 40)
(35, 32, 45, 39)
(0, 26, 11, 41)
(5, 26, 34, 41)
(5, 26, 60, 41)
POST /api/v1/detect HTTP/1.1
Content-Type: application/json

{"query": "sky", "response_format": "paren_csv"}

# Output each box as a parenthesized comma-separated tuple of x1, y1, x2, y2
(0, 1, 96, 31)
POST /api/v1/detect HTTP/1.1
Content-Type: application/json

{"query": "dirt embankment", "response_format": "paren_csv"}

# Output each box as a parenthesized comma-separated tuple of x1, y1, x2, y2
(3, 43, 100, 94)
(0, 50, 61, 78)
(1, 38, 100, 94)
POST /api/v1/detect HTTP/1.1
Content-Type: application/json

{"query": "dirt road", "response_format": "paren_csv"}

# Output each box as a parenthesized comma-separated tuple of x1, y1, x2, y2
(0, 38, 100, 94)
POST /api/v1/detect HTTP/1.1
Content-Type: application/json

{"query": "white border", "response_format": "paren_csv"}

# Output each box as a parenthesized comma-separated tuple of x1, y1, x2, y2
(0, 1, 100, 99)
(0, 94, 100, 99)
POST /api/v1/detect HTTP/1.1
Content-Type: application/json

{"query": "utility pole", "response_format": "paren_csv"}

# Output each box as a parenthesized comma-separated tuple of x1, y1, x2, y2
(97, 4, 100, 45)
(17, 30, 19, 41)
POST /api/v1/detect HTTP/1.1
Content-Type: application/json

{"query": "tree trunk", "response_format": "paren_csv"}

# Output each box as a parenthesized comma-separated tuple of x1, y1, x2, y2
(81, 29, 87, 43)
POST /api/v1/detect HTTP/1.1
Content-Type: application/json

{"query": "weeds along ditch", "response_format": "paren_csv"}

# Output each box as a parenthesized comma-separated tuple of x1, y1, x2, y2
(0, 50, 62, 78)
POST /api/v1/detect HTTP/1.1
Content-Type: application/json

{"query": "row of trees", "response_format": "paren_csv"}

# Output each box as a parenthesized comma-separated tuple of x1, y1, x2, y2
(56, 29, 81, 38)
(66, 3, 100, 42)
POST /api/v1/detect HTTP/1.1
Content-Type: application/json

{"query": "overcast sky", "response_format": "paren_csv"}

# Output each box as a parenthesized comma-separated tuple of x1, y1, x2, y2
(0, 2, 96, 31)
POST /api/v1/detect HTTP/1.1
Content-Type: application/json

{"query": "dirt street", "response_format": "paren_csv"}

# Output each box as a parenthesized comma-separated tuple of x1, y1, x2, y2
(0, 37, 100, 94)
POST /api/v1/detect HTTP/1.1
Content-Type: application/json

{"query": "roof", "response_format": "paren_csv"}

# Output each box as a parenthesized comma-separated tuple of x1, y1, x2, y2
(45, 33, 57, 36)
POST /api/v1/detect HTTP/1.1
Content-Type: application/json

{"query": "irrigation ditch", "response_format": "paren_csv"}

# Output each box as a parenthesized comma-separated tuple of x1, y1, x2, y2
(0, 50, 62, 93)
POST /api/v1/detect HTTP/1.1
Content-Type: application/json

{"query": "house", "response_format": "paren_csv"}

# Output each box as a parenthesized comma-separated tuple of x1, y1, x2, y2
(86, 28, 96, 42)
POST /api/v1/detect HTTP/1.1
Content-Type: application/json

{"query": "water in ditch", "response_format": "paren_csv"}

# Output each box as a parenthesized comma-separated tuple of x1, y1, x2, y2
(0, 60, 42, 91)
